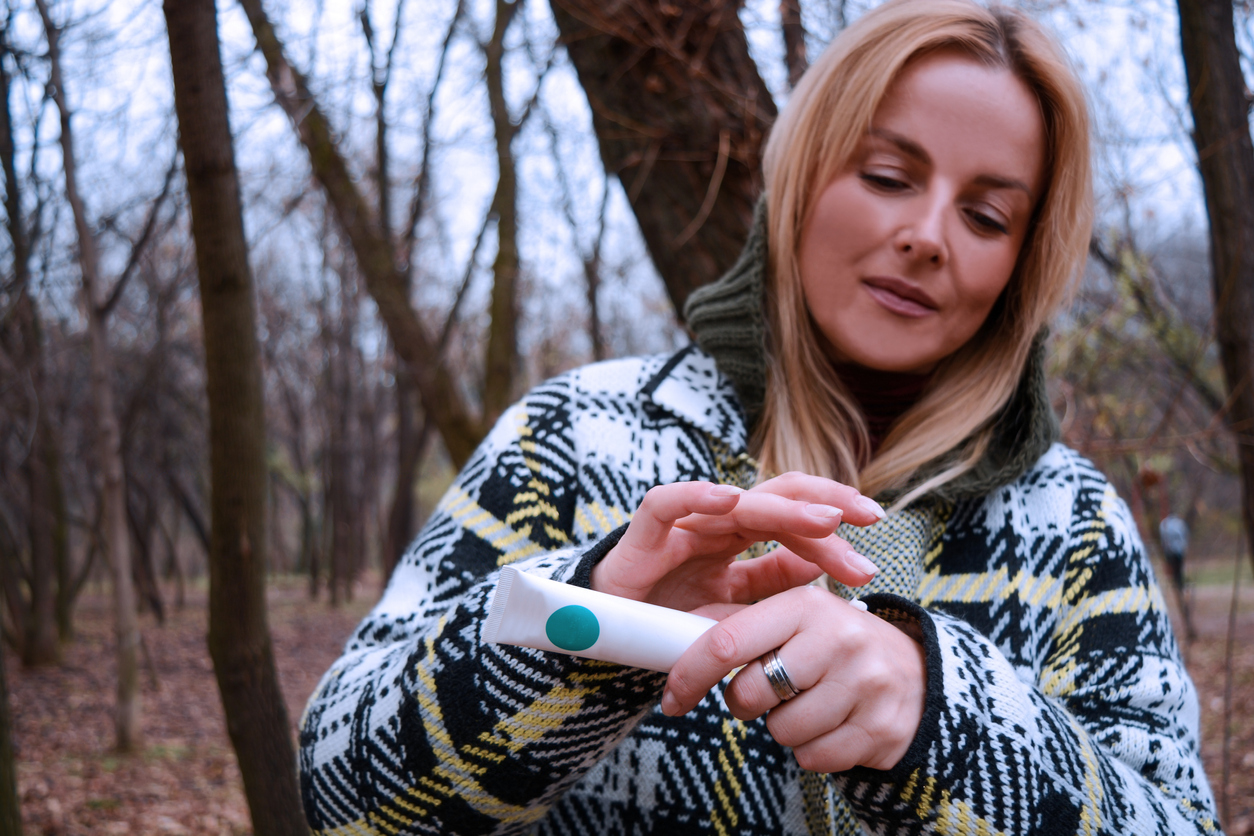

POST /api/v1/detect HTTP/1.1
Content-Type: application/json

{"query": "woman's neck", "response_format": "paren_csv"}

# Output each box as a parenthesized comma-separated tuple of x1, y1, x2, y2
(834, 363, 933, 455)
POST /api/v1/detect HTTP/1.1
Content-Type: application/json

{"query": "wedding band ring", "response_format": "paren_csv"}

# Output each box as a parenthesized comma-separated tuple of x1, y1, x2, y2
(761, 647, 801, 701)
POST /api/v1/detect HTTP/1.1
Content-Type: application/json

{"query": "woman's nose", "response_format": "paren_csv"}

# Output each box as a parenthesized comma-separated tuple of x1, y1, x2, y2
(893, 196, 947, 266)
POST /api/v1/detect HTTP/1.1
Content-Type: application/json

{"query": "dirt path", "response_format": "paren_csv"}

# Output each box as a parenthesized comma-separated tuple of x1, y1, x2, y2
(6, 571, 1254, 835)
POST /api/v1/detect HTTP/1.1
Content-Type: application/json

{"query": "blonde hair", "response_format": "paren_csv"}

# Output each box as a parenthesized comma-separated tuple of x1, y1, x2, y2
(756, 0, 1092, 504)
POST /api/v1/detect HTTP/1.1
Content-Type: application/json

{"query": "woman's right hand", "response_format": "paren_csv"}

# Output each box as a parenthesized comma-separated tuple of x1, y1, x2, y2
(589, 472, 886, 613)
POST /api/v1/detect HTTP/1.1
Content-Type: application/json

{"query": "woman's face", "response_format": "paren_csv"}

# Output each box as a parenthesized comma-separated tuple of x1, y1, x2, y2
(798, 52, 1046, 374)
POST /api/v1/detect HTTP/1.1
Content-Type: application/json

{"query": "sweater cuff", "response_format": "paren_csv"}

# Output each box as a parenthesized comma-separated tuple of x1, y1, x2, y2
(847, 593, 944, 777)
(567, 522, 631, 589)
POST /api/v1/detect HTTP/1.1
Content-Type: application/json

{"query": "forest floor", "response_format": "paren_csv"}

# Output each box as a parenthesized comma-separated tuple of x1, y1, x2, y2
(6, 558, 1254, 836)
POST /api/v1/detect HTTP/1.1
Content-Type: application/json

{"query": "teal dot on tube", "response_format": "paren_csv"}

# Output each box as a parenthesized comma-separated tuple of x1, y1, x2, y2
(545, 605, 600, 652)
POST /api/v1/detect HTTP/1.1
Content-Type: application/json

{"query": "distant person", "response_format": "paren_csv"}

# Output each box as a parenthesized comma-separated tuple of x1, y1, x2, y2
(1159, 512, 1195, 641)
(1159, 513, 1189, 592)
(298, 1, 1220, 833)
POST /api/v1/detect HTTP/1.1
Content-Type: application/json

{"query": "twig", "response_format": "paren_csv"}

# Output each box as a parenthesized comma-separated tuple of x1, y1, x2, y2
(673, 128, 729, 248)
(402, 0, 464, 276)
(437, 209, 493, 355)
(99, 149, 181, 317)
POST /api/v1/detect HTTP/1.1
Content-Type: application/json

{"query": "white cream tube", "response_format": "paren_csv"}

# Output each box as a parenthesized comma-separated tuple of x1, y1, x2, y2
(484, 566, 717, 673)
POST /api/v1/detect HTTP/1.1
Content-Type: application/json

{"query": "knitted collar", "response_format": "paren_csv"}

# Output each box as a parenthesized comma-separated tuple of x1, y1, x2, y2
(682, 198, 1059, 504)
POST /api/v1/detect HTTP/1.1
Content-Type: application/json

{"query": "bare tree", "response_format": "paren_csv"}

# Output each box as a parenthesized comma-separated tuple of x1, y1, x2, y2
(0, 26, 62, 668)
(165, 0, 309, 832)
(35, 0, 142, 752)
(1176, 0, 1254, 578)
(481, 0, 525, 422)
(0, 639, 19, 836)
(164, 0, 308, 832)
(359, 0, 462, 573)
(542, 107, 611, 362)
(780, 0, 809, 89)
(320, 242, 365, 606)
(238, 0, 488, 467)
(550, 0, 777, 313)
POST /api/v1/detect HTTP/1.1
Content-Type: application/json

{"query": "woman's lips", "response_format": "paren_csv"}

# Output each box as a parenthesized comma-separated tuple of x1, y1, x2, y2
(862, 278, 937, 318)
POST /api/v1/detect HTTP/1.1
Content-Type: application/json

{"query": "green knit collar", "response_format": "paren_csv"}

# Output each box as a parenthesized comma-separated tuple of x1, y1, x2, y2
(683, 198, 1059, 504)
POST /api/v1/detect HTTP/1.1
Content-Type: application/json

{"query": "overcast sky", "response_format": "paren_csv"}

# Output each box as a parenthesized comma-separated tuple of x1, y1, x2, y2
(6, 0, 1249, 365)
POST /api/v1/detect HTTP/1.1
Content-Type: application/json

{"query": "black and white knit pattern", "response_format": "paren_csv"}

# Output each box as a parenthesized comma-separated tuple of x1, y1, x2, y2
(298, 347, 1220, 836)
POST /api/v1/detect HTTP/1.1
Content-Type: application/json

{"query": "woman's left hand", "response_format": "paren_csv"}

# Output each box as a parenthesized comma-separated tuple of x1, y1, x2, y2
(661, 585, 927, 773)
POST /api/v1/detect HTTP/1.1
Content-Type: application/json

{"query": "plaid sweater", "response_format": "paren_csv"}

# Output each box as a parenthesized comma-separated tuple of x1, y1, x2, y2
(299, 348, 1220, 835)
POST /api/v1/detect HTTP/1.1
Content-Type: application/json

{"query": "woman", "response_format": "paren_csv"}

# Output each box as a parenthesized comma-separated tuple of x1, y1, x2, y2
(299, 1, 1220, 833)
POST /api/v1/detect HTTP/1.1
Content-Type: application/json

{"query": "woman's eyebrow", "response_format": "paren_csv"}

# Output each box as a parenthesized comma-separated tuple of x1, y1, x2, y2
(972, 173, 1034, 197)
(867, 128, 930, 164)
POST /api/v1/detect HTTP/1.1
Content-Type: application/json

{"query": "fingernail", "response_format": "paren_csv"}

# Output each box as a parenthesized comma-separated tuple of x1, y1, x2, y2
(804, 503, 842, 519)
(660, 691, 679, 715)
(856, 496, 887, 521)
(848, 551, 878, 576)
(710, 484, 744, 497)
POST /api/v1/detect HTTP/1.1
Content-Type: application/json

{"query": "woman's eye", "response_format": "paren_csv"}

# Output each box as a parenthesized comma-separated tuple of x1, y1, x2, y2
(967, 209, 1009, 235)
(860, 172, 908, 191)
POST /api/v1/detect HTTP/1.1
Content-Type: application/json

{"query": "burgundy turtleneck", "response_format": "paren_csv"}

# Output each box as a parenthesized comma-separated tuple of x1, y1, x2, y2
(834, 364, 934, 454)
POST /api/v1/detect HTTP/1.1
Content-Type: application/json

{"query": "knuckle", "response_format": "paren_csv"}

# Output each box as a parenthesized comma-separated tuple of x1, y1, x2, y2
(705, 625, 744, 667)
(862, 661, 895, 695)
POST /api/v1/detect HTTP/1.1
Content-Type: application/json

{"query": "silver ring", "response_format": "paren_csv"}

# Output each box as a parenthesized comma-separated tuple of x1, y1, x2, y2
(761, 647, 801, 701)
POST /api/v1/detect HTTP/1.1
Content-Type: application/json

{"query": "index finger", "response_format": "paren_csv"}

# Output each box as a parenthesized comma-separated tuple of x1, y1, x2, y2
(619, 481, 744, 556)
(753, 472, 886, 527)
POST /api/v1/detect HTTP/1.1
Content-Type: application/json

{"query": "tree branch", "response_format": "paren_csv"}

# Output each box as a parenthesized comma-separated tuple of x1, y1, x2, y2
(100, 152, 181, 317)
(237, 0, 486, 466)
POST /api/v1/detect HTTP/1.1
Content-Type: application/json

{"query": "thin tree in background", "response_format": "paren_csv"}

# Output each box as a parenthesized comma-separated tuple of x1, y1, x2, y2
(359, 0, 423, 575)
(359, 0, 463, 574)
(779, 0, 809, 89)
(35, 0, 141, 752)
(164, 0, 308, 832)
(0, 644, 20, 835)
(1, 21, 63, 668)
(549, 0, 777, 313)
(1176, 0, 1254, 578)
(543, 107, 611, 363)
(481, 0, 524, 423)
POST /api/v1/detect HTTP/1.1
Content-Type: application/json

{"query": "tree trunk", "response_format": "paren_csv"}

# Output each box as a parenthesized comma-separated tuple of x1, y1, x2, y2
(779, 0, 808, 89)
(482, 0, 523, 423)
(378, 2, 460, 579)
(0, 642, 20, 836)
(36, 0, 141, 752)
(126, 488, 165, 624)
(22, 404, 61, 665)
(323, 298, 353, 607)
(1, 28, 61, 668)
(384, 370, 421, 575)
(1176, 0, 1254, 578)
(237, 0, 486, 467)
(550, 0, 776, 314)
(49, 435, 71, 644)
(164, 1, 308, 833)
(0, 513, 25, 652)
